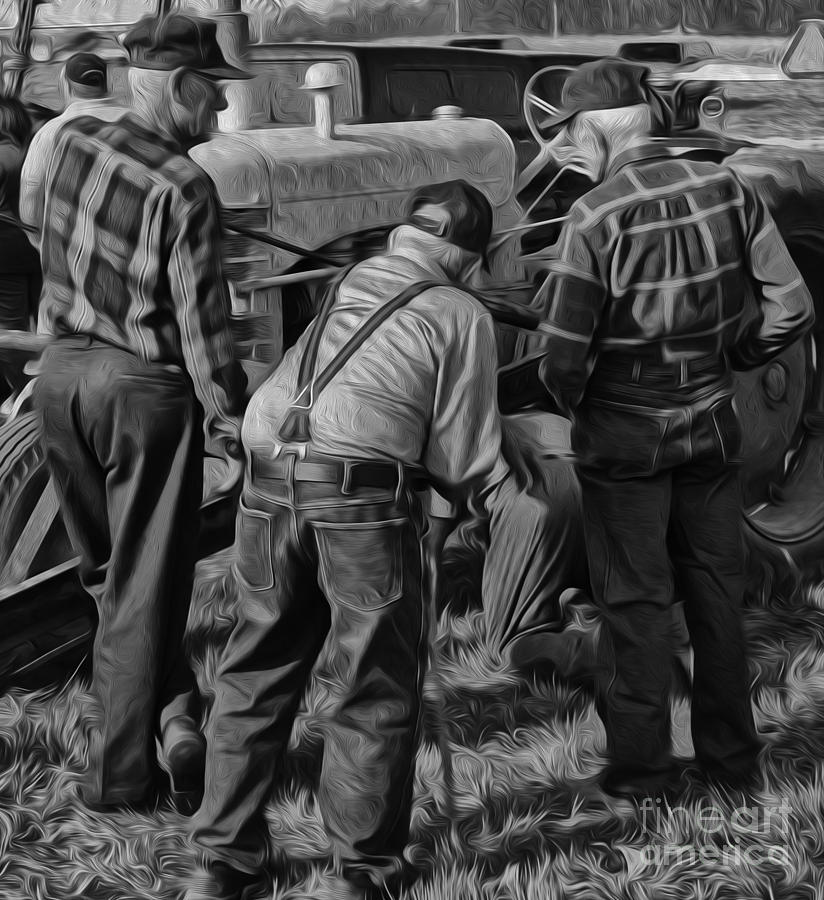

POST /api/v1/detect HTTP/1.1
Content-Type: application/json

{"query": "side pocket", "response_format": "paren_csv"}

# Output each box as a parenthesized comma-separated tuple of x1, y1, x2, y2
(234, 500, 275, 592)
(314, 518, 406, 611)
(574, 401, 672, 477)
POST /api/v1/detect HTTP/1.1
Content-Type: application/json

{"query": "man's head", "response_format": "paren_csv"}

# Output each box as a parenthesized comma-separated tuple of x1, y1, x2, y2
(122, 14, 248, 147)
(404, 180, 493, 279)
(540, 58, 655, 182)
(61, 53, 107, 105)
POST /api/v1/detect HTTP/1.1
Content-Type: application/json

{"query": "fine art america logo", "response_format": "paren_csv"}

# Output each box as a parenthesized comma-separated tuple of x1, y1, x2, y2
(639, 797, 792, 869)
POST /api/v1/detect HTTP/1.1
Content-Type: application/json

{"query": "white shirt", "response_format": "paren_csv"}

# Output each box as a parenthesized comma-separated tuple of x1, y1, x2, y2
(243, 226, 510, 509)
(20, 98, 125, 247)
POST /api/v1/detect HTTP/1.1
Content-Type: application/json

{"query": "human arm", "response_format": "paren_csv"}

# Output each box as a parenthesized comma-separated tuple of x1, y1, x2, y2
(18, 128, 49, 250)
(423, 296, 510, 517)
(731, 176, 814, 370)
(168, 182, 248, 461)
(533, 205, 608, 415)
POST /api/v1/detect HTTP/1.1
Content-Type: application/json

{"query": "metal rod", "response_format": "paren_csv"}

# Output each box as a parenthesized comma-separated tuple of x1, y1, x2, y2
(495, 215, 570, 237)
(240, 267, 342, 290)
(0, 331, 49, 353)
(224, 223, 342, 267)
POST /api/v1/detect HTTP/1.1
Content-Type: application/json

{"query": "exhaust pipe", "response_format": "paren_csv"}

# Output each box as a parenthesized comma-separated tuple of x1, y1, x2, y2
(302, 62, 345, 140)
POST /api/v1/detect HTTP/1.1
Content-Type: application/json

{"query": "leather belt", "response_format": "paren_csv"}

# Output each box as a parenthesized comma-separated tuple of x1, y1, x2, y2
(251, 451, 418, 494)
(593, 352, 726, 386)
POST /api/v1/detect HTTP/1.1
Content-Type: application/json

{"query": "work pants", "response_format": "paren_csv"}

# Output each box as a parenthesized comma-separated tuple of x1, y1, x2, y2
(32, 337, 202, 805)
(578, 454, 759, 778)
(191, 465, 424, 889)
(483, 464, 588, 650)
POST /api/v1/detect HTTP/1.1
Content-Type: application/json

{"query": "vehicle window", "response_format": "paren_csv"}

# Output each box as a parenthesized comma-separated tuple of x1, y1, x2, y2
(388, 69, 453, 118)
(619, 42, 683, 64)
(33, 0, 153, 25)
(452, 69, 519, 119)
(0, 0, 15, 26)
(243, 59, 356, 127)
(782, 20, 824, 77)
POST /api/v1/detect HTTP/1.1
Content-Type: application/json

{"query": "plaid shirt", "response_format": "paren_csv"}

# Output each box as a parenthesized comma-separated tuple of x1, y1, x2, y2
(34, 113, 246, 453)
(536, 145, 814, 415)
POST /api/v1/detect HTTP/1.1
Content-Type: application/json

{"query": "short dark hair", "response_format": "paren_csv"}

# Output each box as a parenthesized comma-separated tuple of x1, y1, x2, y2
(0, 95, 33, 148)
(406, 180, 493, 256)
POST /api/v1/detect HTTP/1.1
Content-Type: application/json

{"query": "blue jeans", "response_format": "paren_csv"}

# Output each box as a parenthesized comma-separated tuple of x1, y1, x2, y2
(191, 464, 425, 888)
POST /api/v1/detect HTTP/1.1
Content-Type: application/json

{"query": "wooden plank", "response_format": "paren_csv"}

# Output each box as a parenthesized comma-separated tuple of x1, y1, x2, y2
(0, 557, 81, 605)
(0, 479, 61, 587)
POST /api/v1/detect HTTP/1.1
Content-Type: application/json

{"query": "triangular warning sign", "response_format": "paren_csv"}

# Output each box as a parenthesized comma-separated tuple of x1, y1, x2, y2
(782, 19, 824, 77)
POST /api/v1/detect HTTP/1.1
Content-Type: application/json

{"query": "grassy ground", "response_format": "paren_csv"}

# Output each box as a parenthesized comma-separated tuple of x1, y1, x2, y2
(1, 550, 824, 899)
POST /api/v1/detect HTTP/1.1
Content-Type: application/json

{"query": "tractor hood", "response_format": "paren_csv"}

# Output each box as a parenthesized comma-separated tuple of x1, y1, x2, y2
(190, 118, 518, 251)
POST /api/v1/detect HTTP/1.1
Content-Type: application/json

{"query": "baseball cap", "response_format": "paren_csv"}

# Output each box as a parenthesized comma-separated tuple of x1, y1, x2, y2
(539, 58, 651, 131)
(122, 14, 249, 80)
(406, 180, 493, 259)
(65, 52, 107, 90)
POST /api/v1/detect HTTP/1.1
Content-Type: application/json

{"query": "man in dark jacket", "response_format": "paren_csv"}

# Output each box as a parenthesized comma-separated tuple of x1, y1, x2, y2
(534, 58, 814, 798)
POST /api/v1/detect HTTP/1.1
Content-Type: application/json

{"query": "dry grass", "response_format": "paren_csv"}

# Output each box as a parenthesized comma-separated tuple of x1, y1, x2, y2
(1, 550, 823, 899)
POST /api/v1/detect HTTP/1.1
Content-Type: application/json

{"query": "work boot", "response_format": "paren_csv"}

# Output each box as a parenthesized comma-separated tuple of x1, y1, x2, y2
(600, 761, 683, 802)
(180, 861, 260, 900)
(158, 716, 206, 815)
(506, 589, 608, 685)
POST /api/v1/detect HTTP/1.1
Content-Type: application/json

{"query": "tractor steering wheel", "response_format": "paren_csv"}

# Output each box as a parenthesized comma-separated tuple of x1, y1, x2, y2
(523, 65, 577, 148)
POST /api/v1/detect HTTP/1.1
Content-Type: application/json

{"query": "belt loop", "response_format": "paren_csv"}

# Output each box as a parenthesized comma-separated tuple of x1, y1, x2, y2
(394, 460, 404, 505)
(680, 359, 688, 387)
(340, 459, 355, 495)
(284, 450, 297, 505)
(631, 359, 642, 383)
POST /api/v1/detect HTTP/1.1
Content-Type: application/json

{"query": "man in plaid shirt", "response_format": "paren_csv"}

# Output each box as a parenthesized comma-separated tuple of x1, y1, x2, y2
(534, 58, 814, 798)
(24, 14, 248, 812)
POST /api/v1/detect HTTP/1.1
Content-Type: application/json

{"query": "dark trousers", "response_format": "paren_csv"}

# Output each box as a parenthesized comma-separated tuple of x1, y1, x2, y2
(578, 456, 759, 777)
(31, 338, 203, 804)
(191, 469, 424, 886)
(483, 465, 587, 649)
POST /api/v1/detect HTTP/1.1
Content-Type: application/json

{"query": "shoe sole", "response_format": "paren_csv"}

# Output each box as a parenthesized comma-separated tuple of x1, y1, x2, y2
(158, 736, 206, 815)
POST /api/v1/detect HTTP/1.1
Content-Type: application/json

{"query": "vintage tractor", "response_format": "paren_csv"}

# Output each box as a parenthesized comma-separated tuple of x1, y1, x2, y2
(3, 9, 824, 689)
(0, 2, 535, 688)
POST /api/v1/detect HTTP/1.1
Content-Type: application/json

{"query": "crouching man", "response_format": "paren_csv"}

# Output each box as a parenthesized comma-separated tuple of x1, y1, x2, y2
(186, 181, 510, 900)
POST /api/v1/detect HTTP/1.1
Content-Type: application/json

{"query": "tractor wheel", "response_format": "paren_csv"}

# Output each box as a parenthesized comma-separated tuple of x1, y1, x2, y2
(742, 240, 824, 594)
(0, 411, 90, 688)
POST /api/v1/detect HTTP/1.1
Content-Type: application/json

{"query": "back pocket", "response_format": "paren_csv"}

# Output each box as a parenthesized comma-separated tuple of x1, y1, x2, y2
(314, 518, 406, 611)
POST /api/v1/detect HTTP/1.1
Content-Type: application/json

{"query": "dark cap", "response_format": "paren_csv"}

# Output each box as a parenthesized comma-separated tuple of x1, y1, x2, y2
(65, 52, 107, 90)
(406, 180, 493, 258)
(539, 57, 650, 131)
(122, 14, 249, 80)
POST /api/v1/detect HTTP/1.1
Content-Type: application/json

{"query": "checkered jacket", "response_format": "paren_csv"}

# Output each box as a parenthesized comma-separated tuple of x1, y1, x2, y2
(536, 146, 814, 415)
(36, 113, 246, 452)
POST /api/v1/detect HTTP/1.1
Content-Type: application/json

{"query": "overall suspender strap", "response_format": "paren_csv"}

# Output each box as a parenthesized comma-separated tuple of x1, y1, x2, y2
(277, 278, 454, 444)
(294, 264, 354, 396)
